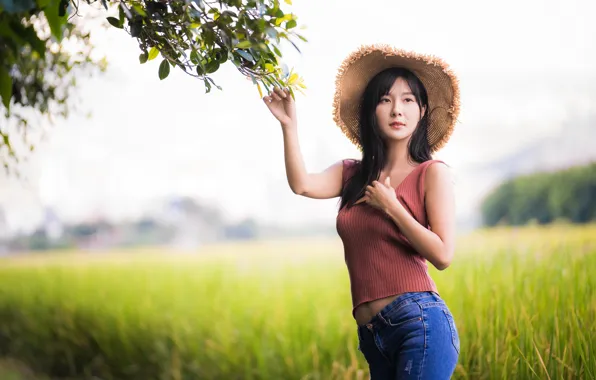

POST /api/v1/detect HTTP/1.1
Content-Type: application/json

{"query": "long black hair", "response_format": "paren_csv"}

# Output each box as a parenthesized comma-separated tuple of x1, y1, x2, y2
(339, 67, 432, 210)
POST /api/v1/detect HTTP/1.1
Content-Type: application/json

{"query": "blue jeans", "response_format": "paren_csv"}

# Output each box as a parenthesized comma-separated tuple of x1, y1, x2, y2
(356, 291, 460, 379)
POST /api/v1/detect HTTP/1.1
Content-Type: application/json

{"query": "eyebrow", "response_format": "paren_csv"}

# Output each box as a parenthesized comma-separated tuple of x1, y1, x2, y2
(385, 91, 415, 96)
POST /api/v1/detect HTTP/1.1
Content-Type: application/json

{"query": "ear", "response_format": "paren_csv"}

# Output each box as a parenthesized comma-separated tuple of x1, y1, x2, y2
(421, 105, 427, 119)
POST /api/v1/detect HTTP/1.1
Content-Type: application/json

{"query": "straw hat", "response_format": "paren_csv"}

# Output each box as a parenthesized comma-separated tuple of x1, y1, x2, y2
(332, 44, 460, 153)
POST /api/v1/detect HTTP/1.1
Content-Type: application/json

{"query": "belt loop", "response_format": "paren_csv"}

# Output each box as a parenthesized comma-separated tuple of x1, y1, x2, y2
(376, 311, 389, 326)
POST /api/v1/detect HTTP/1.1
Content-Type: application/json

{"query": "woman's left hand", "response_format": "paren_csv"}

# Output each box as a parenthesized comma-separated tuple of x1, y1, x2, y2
(355, 177, 399, 213)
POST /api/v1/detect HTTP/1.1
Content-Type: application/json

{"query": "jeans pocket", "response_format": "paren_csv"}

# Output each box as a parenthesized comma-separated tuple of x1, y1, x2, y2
(442, 309, 460, 354)
(385, 302, 423, 328)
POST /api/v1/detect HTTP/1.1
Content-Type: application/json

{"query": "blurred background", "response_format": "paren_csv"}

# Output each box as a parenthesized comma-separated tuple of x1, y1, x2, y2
(0, 0, 594, 379)
(1, 0, 594, 253)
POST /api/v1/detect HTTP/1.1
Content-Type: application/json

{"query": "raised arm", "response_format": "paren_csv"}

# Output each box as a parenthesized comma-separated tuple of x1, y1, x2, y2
(263, 87, 344, 199)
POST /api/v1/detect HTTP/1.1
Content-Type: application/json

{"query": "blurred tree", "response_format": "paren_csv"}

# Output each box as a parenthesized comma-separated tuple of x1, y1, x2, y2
(481, 181, 514, 227)
(0, 0, 306, 173)
(548, 163, 596, 223)
(0, 0, 106, 174)
(508, 173, 552, 225)
(481, 162, 596, 227)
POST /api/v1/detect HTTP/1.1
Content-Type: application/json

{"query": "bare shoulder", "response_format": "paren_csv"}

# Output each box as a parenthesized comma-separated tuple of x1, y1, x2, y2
(424, 161, 455, 215)
(423, 161, 455, 227)
(424, 161, 455, 246)
(424, 161, 453, 193)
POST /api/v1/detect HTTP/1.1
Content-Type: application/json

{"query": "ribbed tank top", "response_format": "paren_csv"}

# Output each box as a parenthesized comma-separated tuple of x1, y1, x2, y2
(336, 158, 442, 316)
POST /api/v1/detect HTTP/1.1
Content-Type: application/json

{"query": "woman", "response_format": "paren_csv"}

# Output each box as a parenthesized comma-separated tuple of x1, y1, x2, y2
(263, 44, 461, 379)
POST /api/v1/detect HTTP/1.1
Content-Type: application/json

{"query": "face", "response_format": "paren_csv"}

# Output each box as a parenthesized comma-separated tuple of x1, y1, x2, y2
(375, 77, 426, 143)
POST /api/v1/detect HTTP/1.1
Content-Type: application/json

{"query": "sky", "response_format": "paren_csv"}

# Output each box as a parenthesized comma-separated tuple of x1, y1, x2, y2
(1, 0, 595, 235)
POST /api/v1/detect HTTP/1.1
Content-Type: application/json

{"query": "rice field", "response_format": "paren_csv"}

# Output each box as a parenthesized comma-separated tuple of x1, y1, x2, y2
(0, 223, 595, 379)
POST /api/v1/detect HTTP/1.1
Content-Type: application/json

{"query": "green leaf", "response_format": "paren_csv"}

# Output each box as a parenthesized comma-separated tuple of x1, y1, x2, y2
(235, 40, 252, 49)
(106, 17, 122, 29)
(130, 19, 142, 37)
(214, 48, 228, 64)
(132, 4, 146, 16)
(272, 45, 283, 57)
(286, 20, 296, 29)
(296, 33, 308, 42)
(58, 0, 68, 16)
(0, 65, 12, 110)
(118, 4, 126, 23)
(139, 52, 148, 64)
(221, 10, 237, 18)
(45, 0, 67, 40)
(205, 60, 220, 74)
(148, 46, 159, 61)
(158, 59, 170, 80)
(190, 50, 200, 65)
(206, 77, 222, 91)
(236, 49, 253, 62)
(265, 27, 278, 39)
(3, 21, 46, 56)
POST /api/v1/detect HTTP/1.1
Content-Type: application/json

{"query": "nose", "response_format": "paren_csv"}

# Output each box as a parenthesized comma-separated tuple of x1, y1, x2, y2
(391, 104, 402, 117)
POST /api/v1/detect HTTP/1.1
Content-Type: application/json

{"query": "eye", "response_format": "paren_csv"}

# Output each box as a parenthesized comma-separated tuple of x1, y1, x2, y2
(380, 97, 390, 103)
(404, 97, 415, 103)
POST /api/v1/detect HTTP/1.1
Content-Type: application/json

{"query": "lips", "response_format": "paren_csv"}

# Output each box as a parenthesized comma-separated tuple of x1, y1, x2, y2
(390, 121, 406, 128)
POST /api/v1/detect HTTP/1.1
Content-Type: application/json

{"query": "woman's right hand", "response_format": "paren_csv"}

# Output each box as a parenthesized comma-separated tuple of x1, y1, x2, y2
(263, 87, 297, 128)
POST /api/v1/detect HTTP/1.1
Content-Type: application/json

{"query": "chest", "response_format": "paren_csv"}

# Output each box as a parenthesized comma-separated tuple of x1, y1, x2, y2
(336, 192, 428, 242)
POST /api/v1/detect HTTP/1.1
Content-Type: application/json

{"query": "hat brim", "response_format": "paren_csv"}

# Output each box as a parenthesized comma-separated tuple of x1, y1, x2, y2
(332, 44, 460, 153)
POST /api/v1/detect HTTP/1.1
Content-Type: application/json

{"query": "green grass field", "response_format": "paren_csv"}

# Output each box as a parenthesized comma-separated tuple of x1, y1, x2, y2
(0, 224, 595, 380)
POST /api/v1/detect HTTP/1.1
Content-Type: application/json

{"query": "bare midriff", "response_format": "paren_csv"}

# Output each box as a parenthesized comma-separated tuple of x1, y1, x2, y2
(354, 294, 401, 326)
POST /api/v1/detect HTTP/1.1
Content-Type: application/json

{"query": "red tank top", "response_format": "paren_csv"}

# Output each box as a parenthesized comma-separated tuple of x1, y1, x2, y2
(336, 158, 442, 316)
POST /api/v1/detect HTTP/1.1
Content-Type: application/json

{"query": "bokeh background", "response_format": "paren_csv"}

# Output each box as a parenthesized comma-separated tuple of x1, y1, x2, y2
(0, 0, 595, 379)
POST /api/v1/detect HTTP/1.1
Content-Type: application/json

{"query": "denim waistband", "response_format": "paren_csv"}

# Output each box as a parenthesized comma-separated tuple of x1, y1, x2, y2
(360, 291, 442, 330)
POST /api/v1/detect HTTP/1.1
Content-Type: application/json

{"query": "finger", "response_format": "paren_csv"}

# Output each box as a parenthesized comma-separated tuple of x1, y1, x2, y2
(270, 91, 282, 101)
(272, 87, 283, 98)
(263, 96, 272, 103)
(385, 176, 391, 187)
(355, 196, 368, 205)
(273, 86, 287, 98)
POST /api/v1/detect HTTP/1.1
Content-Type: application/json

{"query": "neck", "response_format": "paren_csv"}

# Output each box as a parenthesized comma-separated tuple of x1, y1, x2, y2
(384, 139, 413, 171)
